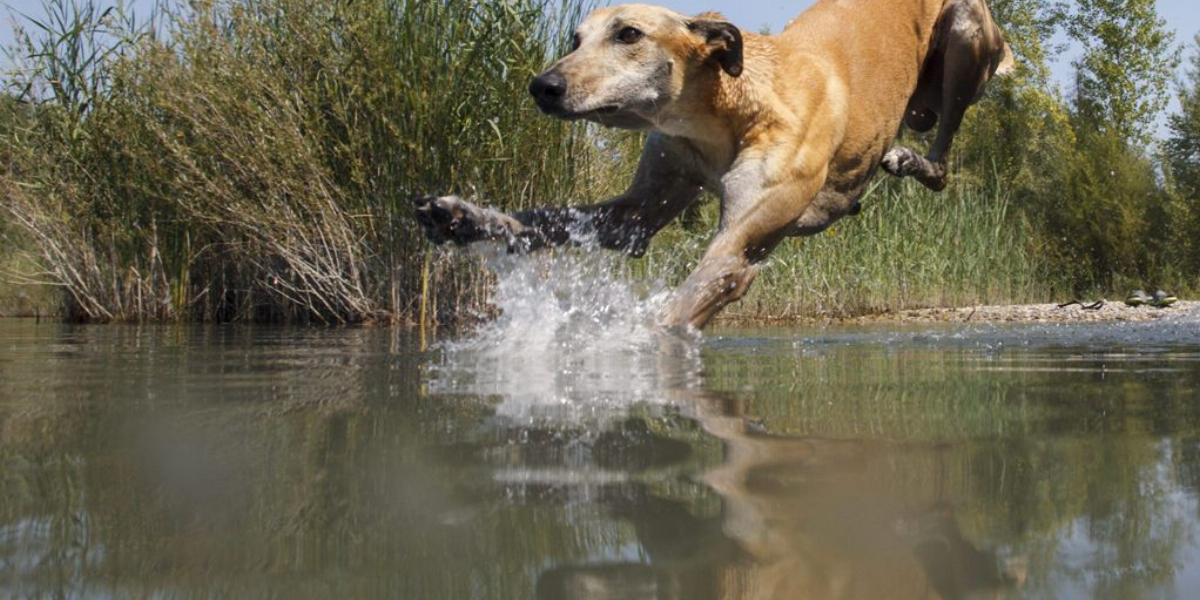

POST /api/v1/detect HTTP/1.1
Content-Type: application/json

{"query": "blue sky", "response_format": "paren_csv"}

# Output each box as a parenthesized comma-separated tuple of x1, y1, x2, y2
(2, 0, 1198, 131)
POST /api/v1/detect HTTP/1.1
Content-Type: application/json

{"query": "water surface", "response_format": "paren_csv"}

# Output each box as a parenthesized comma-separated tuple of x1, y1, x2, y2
(2, 316, 1200, 599)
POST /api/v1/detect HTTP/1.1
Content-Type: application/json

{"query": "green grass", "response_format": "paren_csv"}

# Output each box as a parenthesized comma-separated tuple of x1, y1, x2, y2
(637, 176, 1059, 322)
(752, 179, 1055, 318)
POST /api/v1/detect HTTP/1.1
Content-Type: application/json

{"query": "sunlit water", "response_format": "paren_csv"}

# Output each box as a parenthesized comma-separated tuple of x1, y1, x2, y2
(3, 259, 1200, 598)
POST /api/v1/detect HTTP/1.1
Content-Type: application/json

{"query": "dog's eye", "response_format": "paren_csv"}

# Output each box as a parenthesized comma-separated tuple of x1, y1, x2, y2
(616, 26, 644, 44)
(571, 32, 581, 51)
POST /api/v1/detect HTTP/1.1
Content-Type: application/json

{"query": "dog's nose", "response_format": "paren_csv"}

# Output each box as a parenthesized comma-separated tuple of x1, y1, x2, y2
(529, 72, 567, 108)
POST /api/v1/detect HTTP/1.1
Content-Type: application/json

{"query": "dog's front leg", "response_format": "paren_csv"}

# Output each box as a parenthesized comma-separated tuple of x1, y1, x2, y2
(662, 251, 759, 331)
(662, 159, 829, 330)
(414, 134, 704, 254)
(413, 194, 534, 248)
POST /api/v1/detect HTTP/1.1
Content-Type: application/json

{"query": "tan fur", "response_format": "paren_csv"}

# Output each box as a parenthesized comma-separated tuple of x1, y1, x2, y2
(414, 0, 1012, 329)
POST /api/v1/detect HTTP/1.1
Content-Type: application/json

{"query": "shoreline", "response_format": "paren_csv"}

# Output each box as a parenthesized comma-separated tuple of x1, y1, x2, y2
(4, 300, 1196, 327)
(723, 300, 1199, 327)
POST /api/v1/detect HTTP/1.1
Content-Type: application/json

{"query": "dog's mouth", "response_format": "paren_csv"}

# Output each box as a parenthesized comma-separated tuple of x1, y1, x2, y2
(538, 103, 622, 120)
(534, 99, 653, 131)
(579, 105, 621, 117)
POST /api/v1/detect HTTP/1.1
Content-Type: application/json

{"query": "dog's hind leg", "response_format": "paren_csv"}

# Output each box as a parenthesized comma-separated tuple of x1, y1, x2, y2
(880, 145, 948, 191)
(882, 90, 951, 190)
(923, 0, 1004, 184)
(882, 0, 1011, 192)
(882, 35, 947, 189)
(881, 62, 969, 193)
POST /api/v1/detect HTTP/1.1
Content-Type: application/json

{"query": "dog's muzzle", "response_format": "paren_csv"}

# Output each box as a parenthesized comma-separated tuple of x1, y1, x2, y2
(529, 71, 568, 114)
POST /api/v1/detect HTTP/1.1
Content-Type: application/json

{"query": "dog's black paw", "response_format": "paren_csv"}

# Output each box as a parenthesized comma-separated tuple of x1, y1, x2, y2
(412, 195, 488, 246)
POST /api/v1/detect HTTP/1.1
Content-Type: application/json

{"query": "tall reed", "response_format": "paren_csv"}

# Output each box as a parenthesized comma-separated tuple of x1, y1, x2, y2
(639, 177, 1056, 320)
(2, 0, 597, 323)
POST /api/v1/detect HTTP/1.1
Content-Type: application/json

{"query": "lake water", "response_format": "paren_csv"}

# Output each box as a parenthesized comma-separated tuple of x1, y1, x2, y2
(2, 315, 1200, 599)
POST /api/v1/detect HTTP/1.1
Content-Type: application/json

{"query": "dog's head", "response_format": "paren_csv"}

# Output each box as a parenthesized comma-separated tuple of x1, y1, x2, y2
(529, 4, 742, 130)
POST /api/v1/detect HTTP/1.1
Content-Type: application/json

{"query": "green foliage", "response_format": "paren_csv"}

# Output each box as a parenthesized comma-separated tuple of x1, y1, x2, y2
(1168, 36, 1200, 198)
(4, 0, 145, 115)
(1063, 0, 1179, 145)
(1164, 36, 1200, 280)
(1039, 128, 1169, 288)
(957, 0, 1189, 294)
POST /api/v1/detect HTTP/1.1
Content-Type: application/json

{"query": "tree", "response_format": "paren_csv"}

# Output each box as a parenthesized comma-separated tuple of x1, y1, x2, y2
(1164, 35, 1200, 275)
(1166, 35, 1200, 199)
(1065, 0, 1179, 146)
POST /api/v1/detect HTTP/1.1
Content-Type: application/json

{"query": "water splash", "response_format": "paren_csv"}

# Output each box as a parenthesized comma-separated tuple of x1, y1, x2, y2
(426, 244, 703, 423)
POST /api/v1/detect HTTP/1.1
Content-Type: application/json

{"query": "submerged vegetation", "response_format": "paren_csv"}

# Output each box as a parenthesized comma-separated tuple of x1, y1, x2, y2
(0, 0, 1197, 323)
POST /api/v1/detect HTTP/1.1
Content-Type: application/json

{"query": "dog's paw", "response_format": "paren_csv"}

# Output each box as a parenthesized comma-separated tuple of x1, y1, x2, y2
(881, 148, 949, 191)
(412, 195, 492, 246)
(881, 147, 921, 177)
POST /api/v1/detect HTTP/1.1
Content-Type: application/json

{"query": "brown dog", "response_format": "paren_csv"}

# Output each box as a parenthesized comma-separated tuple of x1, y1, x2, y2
(415, 0, 1012, 329)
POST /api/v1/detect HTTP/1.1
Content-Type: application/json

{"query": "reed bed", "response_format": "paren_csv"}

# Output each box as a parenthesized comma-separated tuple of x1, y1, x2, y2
(2, 0, 601, 323)
(745, 179, 1053, 319)
(640, 177, 1055, 321)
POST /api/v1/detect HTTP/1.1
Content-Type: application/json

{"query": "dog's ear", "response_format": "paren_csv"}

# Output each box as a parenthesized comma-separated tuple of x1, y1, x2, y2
(688, 18, 743, 77)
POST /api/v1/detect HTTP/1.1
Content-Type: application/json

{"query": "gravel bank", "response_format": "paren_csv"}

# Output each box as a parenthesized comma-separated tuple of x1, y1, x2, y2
(848, 300, 1199, 325)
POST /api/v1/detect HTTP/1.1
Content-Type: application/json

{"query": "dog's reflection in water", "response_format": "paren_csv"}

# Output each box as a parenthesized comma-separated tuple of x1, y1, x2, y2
(533, 391, 1026, 600)
(430, 332, 1023, 599)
